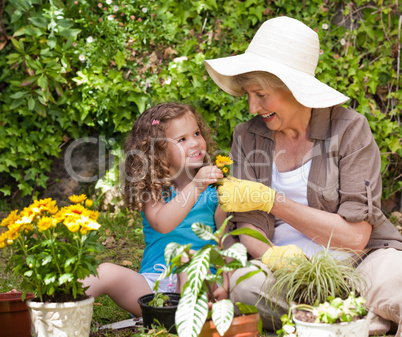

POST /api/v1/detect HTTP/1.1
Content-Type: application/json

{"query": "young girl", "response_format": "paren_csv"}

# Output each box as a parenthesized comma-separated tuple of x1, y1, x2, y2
(83, 102, 226, 317)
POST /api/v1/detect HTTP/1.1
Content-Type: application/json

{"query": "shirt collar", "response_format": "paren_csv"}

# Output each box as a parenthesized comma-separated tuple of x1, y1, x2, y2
(247, 107, 332, 141)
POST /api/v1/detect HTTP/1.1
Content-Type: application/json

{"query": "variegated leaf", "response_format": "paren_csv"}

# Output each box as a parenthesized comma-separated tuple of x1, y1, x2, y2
(220, 260, 244, 272)
(188, 247, 211, 294)
(220, 243, 248, 266)
(212, 299, 234, 336)
(176, 286, 209, 337)
(164, 242, 192, 266)
(191, 222, 218, 242)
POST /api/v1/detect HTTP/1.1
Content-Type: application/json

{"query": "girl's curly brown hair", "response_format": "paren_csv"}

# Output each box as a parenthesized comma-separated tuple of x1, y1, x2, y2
(124, 102, 215, 211)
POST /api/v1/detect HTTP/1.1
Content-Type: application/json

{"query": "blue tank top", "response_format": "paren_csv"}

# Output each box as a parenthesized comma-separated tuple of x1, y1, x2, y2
(140, 186, 218, 274)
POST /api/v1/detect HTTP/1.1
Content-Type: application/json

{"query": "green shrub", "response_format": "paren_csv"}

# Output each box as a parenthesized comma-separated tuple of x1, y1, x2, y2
(1, 0, 400, 201)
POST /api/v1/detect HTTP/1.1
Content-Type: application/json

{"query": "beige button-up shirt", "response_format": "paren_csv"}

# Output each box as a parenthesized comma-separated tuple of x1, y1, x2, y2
(229, 105, 402, 251)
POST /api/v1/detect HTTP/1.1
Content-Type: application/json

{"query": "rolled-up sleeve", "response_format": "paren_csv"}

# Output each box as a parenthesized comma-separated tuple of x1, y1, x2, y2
(337, 113, 386, 228)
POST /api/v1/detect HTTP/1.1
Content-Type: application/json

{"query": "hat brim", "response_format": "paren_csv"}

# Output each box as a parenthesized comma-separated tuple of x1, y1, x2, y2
(204, 52, 349, 108)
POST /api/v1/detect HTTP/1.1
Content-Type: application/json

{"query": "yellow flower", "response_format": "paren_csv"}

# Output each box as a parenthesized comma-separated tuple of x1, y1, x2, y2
(37, 217, 56, 232)
(84, 199, 93, 208)
(69, 194, 87, 204)
(29, 198, 58, 215)
(0, 210, 20, 227)
(7, 230, 19, 241)
(80, 216, 101, 231)
(222, 167, 229, 174)
(215, 155, 233, 168)
(64, 219, 80, 233)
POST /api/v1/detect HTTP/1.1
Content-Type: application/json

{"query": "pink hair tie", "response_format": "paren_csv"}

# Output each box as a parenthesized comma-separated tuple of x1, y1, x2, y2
(152, 119, 160, 125)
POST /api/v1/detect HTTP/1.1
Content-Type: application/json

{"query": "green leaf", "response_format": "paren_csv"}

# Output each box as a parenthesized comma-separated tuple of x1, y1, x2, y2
(59, 273, 74, 284)
(235, 302, 259, 314)
(191, 222, 218, 242)
(114, 50, 126, 70)
(11, 39, 24, 53)
(58, 28, 81, 38)
(212, 299, 234, 336)
(220, 243, 248, 266)
(235, 269, 263, 286)
(29, 16, 49, 28)
(228, 228, 270, 245)
(176, 286, 209, 337)
(187, 247, 211, 294)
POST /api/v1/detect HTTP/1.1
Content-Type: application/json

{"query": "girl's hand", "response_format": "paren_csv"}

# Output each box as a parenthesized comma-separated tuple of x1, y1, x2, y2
(193, 166, 223, 192)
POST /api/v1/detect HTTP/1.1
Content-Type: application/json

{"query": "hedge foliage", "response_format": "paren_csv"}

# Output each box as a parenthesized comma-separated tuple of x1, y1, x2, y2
(1, 0, 401, 201)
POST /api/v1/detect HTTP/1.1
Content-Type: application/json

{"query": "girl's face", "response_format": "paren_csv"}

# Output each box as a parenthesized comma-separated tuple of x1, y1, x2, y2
(165, 113, 207, 179)
(243, 82, 305, 131)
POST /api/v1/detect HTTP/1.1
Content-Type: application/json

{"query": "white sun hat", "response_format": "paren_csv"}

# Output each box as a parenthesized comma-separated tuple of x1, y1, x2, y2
(204, 16, 349, 108)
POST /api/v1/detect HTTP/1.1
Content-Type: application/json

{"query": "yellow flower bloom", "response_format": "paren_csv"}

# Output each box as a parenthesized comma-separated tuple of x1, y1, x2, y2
(0, 210, 20, 227)
(79, 216, 101, 231)
(64, 219, 80, 233)
(7, 230, 19, 241)
(215, 155, 233, 168)
(37, 217, 55, 232)
(69, 194, 87, 204)
(84, 199, 93, 208)
(29, 198, 58, 215)
(0, 242, 5, 248)
(222, 167, 229, 174)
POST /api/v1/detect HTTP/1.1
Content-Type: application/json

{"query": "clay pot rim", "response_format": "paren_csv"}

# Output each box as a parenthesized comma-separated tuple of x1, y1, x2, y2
(0, 292, 35, 302)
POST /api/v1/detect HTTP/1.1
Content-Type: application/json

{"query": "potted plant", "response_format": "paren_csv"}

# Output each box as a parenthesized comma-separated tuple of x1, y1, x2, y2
(266, 246, 371, 337)
(138, 291, 181, 334)
(158, 215, 271, 337)
(0, 194, 104, 337)
(278, 292, 373, 337)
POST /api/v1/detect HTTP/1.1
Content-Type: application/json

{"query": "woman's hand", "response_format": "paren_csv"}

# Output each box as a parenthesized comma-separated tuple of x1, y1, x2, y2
(217, 177, 276, 213)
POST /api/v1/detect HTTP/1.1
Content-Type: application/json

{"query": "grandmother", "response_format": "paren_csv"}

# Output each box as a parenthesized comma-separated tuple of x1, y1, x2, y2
(205, 16, 402, 335)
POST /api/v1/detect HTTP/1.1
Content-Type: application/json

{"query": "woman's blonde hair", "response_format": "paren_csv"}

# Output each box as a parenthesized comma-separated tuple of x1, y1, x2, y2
(123, 102, 214, 211)
(234, 71, 289, 92)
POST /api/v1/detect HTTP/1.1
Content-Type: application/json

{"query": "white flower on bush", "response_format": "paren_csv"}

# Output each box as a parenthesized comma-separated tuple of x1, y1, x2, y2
(322, 23, 329, 30)
(106, 0, 112, 4)
(113, 5, 119, 11)
(79, 54, 85, 61)
(142, 7, 147, 13)
(165, 78, 172, 85)
(107, 14, 114, 20)
(340, 38, 346, 45)
(87, 36, 93, 43)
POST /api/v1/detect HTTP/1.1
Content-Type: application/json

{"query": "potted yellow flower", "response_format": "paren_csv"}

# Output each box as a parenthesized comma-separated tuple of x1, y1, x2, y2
(0, 194, 104, 337)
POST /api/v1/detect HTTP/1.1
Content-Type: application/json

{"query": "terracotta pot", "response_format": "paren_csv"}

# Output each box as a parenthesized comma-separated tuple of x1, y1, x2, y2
(199, 312, 260, 337)
(138, 292, 180, 334)
(293, 310, 374, 337)
(27, 295, 94, 337)
(0, 292, 35, 337)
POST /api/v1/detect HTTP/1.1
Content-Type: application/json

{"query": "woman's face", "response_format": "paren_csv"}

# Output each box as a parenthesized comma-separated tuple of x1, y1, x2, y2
(243, 82, 305, 131)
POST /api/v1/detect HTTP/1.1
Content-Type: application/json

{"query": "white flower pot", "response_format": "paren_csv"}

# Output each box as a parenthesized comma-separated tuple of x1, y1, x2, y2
(293, 310, 373, 337)
(26, 296, 94, 337)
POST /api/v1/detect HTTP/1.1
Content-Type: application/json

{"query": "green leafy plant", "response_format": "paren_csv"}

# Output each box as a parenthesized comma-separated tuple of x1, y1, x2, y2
(269, 247, 364, 307)
(149, 292, 171, 308)
(0, 194, 104, 301)
(277, 292, 369, 337)
(1, 0, 400, 204)
(158, 216, 270, 337)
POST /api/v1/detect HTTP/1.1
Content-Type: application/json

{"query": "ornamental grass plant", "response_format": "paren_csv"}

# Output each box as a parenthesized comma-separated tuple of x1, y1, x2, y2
(269, 246, 365, 307)
(0, 194, 104, 302)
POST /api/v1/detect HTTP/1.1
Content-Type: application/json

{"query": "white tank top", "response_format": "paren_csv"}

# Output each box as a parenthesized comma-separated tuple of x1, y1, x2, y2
(271, 160, 350, 259)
